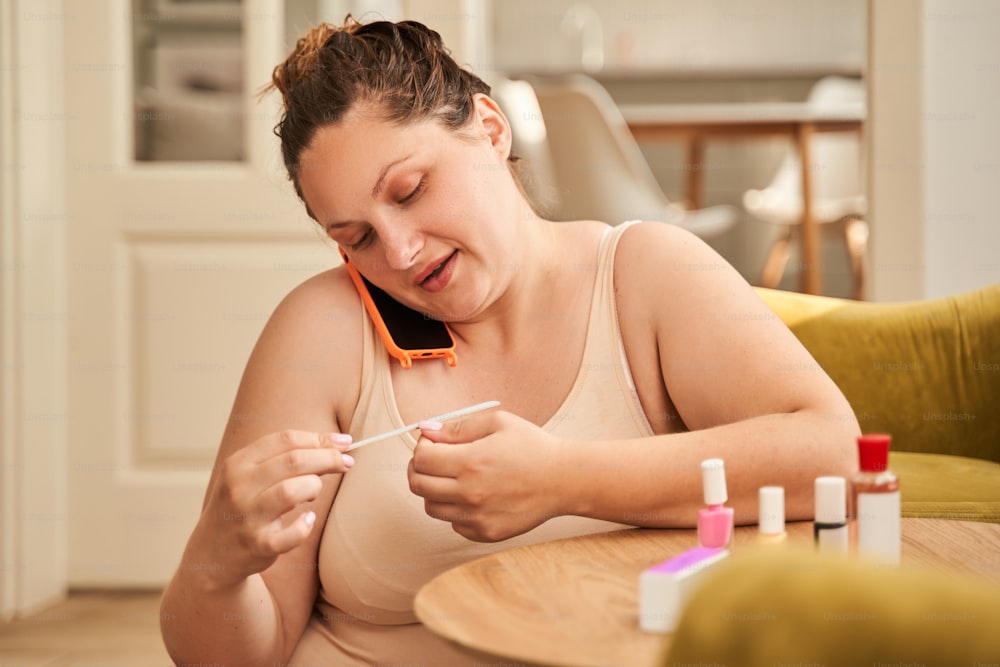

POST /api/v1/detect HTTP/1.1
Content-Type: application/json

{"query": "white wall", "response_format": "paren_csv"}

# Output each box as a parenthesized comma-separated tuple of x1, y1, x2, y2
(922, 0, 1000, 298)
(866, 0, 924, 301)
(493, 0, 866, 74)
(869, 0, 1000, 300)
(405, 0, 492, 72)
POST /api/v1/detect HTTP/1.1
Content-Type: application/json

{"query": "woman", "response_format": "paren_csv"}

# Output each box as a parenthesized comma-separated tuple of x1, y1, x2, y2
(160, 16, 858, 666)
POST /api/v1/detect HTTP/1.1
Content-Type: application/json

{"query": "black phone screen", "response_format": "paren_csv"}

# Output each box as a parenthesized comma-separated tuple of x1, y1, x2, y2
(359, 273, 454, 351)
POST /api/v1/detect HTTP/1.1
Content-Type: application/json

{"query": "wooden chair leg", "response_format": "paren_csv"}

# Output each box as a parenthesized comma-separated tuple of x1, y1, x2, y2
(844, 217, 869, 300)
(760, 227, 794, 289)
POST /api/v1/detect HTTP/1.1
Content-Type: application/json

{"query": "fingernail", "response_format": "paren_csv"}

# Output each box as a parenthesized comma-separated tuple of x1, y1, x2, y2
(330, 433, 352, 447)
(342, 453, 355, 469)
(418, 420, 443, 431)
(303, 511, 316, 528)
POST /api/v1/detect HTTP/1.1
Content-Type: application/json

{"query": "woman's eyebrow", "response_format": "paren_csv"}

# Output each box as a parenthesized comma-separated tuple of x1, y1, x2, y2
(371, 154, 414, 198)
(324, 153, 416, 231)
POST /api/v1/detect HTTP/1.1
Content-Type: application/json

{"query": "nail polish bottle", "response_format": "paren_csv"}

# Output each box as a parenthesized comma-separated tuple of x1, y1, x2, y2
(757, 486, 786, 546)
(698, 458, 734, 548)
(814, 476, 849, 554)
(852, 434, 900, 566)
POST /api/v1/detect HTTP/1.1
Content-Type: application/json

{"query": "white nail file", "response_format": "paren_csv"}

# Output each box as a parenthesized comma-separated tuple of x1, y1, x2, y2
(346, 400, 500, 452)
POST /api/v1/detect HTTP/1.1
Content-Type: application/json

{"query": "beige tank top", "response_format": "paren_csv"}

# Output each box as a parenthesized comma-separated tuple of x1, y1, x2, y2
(289, 221, 653, 665)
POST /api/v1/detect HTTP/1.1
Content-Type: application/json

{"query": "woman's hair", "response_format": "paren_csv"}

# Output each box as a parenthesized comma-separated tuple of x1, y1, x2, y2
(266, 16, 496, 212)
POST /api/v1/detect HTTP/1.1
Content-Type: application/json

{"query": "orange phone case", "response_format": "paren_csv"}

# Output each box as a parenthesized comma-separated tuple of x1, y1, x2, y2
(340, 250, 457, 369)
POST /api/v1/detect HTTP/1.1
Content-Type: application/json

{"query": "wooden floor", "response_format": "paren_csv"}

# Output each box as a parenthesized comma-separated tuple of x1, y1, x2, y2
(0, 590, 173, 666)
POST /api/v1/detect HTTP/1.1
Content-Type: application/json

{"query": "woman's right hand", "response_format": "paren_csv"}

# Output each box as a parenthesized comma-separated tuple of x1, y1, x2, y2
(187, 430, 354, 590)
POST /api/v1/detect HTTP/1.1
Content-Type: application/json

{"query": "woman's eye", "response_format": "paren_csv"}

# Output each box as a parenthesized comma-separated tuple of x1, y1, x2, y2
(349, 229, 373, 250)
(399, 178, 426, 204)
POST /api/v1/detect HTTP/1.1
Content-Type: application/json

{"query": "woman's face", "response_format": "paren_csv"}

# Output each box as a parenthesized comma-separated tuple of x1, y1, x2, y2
(297, 96, 519, 323)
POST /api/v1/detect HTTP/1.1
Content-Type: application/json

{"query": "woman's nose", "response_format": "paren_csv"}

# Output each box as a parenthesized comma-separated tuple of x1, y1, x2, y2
(380, 225, 422, 271)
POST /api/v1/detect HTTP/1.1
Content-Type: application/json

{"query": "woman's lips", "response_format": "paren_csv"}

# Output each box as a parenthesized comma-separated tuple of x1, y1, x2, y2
(418, 251, 457, 293)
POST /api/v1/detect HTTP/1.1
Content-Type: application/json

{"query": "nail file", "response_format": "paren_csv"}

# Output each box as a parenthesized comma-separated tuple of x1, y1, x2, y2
(345, 400, 501, 452)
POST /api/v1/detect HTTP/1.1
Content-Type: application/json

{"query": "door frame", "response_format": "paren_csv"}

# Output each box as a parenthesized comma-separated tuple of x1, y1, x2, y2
(0, 0, 70, 618)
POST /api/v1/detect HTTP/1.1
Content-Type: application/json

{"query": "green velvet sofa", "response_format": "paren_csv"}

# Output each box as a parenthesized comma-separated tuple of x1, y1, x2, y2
(756, 283, 1000, 523)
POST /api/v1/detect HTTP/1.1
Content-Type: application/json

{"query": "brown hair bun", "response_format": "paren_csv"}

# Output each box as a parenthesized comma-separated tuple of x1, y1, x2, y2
(264, 16, 493, 213)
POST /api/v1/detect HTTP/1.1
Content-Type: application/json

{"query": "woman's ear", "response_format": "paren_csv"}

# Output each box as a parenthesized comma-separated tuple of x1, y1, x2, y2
(472, 93, 513, 162)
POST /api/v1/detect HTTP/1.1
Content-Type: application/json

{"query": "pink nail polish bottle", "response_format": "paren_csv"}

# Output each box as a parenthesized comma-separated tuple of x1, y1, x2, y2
(698, 458, 734, 548)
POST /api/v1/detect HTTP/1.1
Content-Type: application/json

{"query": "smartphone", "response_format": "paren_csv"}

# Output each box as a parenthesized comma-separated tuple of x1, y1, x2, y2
(340, 249, 457, 369)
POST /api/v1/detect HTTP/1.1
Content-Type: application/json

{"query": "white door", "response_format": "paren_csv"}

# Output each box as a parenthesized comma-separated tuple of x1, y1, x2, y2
(64, 0, 338, 586)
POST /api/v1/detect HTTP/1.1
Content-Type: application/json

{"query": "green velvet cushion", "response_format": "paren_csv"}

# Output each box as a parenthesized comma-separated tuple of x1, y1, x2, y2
(894, 451, 1000, 523)
(663, 547, 1000, 667)
(756, 284, 1000, 464)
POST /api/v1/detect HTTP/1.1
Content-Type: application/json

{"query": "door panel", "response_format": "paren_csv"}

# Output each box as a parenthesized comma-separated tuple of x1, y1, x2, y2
(65, 0, 337, 585)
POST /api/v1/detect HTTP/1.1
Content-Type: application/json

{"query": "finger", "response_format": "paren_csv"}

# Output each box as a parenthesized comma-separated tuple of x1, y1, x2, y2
(411, 438, 467, 478)
(421, 499, 475, 526)
(253, 473, 329, 520)
(450, 521, 487, 543)
(242, 429, 352, 465)
(408, 458, 464, 502)
(258, 510, 319, 556)
(255, 444, 354, 487)
(417, 410, 500, 445)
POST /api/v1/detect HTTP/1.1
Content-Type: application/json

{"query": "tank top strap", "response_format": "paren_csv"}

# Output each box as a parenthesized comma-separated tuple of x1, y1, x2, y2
(596, 221, 651, 434)
(545, 220, 652, 437)
(348, 296, 397, 439)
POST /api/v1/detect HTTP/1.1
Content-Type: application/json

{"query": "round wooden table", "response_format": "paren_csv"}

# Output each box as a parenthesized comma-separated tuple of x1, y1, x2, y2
(414, 519, 1000, 667)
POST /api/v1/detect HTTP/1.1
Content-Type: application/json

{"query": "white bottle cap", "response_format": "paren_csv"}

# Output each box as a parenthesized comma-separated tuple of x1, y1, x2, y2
(759, 486, 785, 535)
(815, 476, 847, 524)
(701, 458, 728, 506)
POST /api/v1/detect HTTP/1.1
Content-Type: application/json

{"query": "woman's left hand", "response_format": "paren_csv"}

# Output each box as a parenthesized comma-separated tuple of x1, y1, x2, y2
(407, 410, 565, 542)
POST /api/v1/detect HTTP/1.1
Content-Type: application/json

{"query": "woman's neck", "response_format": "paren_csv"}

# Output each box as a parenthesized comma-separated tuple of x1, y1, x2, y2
(448, 219, 602, 355)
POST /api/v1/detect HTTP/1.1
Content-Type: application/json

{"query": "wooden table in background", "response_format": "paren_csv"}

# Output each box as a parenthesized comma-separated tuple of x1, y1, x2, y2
(620, 102, 865, 296)
(414, 519, 1000, 667)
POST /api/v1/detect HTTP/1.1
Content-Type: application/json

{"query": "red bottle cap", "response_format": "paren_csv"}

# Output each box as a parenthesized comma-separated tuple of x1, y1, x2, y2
(858, 434, 892, 472)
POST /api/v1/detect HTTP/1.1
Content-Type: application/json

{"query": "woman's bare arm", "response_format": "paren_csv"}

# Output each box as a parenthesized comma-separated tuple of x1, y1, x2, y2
(409, 222, 859, 541)
(160, 270, 362, 665)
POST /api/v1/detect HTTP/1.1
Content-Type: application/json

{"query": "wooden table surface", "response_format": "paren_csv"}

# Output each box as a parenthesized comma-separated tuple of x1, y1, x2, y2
(414, 519, 1000, 667)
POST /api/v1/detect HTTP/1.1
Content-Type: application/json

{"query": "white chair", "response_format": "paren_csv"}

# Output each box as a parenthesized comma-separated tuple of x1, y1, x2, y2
(743, 76, 868, 299)
(527, 74, 737, 238)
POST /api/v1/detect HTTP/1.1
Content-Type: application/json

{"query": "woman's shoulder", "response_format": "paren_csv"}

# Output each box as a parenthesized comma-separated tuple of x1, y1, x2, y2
(552, 219, 712, 277)
(613, 220, 739, 282)
(263, 265, 363, 362)
(271, 264, 361, 325)
(247, 265, 365, 423)
(614, 218, 703, 254)
(612, 220, 751, 324)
